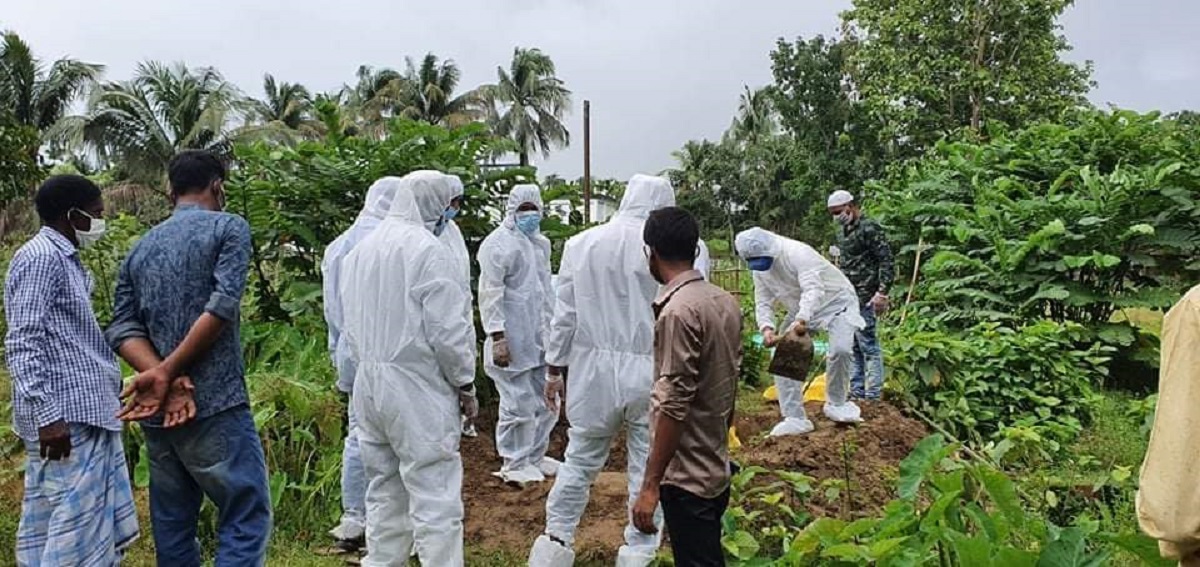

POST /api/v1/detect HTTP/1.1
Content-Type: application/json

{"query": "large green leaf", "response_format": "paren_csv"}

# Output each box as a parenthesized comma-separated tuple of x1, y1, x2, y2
(897, 434, 951, 500)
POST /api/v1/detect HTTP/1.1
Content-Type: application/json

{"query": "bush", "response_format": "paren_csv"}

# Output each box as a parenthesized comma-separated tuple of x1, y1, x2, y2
(884, 319, 1112, 455)
(876, 109, 1200, 365)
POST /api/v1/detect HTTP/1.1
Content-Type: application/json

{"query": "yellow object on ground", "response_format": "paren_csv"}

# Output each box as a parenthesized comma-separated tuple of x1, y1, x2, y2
(763, 384, 778, 401)
(728, 427, 742, 451)
(763, 373, 827, 402)
(805, 374, 827, 402)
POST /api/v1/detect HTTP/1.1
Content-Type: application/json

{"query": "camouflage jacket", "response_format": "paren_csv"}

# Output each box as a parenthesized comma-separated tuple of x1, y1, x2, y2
(835, 216, 895, 304)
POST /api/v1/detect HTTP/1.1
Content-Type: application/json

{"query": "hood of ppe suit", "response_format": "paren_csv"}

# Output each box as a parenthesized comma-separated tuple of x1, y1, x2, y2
(735, 227, 783, 259)
(503, 184, 544, 230)
(616, 174, 675, 220)
(359, 176, 404, 223)
(389, 173, 433, 224)
(405, 170, 464, 228)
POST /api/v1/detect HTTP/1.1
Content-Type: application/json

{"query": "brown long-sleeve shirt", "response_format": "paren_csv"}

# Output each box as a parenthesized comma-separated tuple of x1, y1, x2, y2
(651, 270, 743, 499)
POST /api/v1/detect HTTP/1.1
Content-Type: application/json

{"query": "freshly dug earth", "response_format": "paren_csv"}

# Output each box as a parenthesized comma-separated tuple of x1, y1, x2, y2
(735, 401, 929, 519)
(461, 399, 927, 560)
(462, 409, 629, 563)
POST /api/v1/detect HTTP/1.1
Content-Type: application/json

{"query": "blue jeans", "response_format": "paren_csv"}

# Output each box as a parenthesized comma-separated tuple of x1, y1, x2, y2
(144, 404, 272, 567)
(851, 304, 885, 400)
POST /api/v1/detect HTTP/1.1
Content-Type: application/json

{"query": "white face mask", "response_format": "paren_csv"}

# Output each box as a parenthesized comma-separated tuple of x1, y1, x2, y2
(72, 209, 107, 248)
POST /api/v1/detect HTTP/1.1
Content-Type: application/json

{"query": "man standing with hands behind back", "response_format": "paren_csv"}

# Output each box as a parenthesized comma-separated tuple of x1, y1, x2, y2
(633, 207, 742, 567)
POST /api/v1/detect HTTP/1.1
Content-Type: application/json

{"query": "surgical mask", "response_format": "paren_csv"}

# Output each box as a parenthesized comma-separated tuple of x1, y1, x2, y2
(746, 257, 774, 272)
(433, 206, 458, 237)
(515, 211, 541, 235)
(836, 212, 854, 226)
(71, 209, 107, 248)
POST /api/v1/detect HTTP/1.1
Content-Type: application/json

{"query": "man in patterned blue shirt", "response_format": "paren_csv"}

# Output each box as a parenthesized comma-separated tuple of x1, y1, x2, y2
(106, 150, 272, 566)
(5, 175, 139, 565)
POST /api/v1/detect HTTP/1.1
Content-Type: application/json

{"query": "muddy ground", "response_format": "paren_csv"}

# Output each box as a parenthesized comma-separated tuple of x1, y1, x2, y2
(461, 398, 928, 561)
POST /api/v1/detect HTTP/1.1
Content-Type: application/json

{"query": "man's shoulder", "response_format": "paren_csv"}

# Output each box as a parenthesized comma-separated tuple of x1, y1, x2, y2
(666, 280, 740, 314)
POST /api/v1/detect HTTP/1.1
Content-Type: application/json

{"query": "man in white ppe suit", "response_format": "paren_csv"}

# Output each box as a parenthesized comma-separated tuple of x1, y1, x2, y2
(478, 184, 559, 486)
(735, 227, 866, 436)
(529, 174, 677, 567)
(408, 170, 479, 435)
(320, 178, 404, 548)
(339, 174, 478, 567)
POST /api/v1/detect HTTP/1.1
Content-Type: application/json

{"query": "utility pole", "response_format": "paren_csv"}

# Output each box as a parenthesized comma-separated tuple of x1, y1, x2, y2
(583, 100, 591, 224)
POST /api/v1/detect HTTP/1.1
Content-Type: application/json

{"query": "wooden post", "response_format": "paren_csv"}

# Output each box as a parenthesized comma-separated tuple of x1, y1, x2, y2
(583, 100, 591, 224)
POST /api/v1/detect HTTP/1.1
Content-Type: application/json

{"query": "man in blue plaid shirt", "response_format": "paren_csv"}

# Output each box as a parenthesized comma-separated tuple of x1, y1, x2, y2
(4, 175, 140, 565)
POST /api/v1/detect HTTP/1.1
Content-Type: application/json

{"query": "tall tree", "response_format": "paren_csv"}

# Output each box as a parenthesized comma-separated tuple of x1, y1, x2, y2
(398, 53, 479, 126)
(54, 61, 243, 185)
(483, 47, 572, 166)
(769, 35, 884, 193)
(725, 86, 777, 147)
(342, 65, 404, 137)
(842, 0, 1094, 153)
(0, 31, 103, 138)
(251, 74, 311, 130)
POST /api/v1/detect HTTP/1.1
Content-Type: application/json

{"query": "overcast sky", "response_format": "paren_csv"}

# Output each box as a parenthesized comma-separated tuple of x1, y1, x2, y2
(5, 0, 1199, 179)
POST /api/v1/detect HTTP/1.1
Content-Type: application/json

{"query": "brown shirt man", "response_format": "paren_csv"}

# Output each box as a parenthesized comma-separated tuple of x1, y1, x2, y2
(650, 269, 743, 499)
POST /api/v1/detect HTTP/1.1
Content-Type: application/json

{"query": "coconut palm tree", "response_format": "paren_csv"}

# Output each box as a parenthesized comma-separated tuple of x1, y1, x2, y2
(397, 53, 480, 127)
(53, 61, 244, 185)
(0, 31, 103, 138)
(482, 47, 571, 167)
(725, 85, 778, 147)
(251, 74, 311, 129)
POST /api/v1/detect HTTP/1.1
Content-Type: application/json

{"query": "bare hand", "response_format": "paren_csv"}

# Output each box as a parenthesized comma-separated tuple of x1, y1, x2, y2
(788, 320, 809, 337)
(38, 420, 71, 460)
(118, 366, 172, 421)
(762, 328, 778, 347)
(162, 376, 197, 428)
(632, 485, 660, 534)
(545, 375, 564, 411)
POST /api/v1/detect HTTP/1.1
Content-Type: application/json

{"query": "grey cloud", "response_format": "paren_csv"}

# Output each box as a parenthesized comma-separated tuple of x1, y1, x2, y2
(6, 0, 1196, 179)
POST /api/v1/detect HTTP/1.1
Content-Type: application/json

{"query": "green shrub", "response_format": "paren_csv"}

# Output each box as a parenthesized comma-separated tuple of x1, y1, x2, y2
(884, 319, 1111, 455)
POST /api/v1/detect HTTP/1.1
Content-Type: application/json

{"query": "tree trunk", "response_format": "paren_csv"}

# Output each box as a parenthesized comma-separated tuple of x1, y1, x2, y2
(519, 150, 529, 167)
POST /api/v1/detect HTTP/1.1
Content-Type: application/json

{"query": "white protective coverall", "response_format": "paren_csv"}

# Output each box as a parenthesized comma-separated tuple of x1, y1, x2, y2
(735, 228, 866, 434)
(339, 176, 476, 567)
(528, 174, 675, 567)
(478, 184, 557, 480)
(320, 177, 404, 540)
(408, 170, 478, 434)
(1137, 285, 1200, 565)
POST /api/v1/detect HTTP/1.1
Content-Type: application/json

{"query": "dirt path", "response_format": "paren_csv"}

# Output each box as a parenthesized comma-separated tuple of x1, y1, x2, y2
(461, 398, 928, 561)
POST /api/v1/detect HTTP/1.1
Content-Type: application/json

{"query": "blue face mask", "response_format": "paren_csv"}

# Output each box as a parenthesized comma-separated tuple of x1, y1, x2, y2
(515, 211, 541, 235)
(747, 257, 775, 271)
(443, 206, 459, 221)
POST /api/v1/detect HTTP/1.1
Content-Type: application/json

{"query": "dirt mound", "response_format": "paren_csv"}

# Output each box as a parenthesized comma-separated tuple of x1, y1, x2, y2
(462, 410, 630, 563)
(735, 401, 928, 518)
(462, 400, 927, 559)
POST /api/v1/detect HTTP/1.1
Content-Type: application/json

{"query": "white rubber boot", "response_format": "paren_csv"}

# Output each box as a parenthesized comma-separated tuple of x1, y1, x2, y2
(615, 544, 657, 567)
(529, 534, 575, 567)
(539, 457, 562, 477)
(769, 417, 815, 437)
(824, 401, 864, 423)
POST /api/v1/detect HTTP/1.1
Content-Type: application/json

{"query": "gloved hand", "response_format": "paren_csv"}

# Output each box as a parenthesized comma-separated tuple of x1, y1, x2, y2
(459, 386, 479, 420)
(762, 327, 778, 347)
(545, 369, 565, 411)
(493, 336, 511, 368)
(869, 292, 890, 315)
